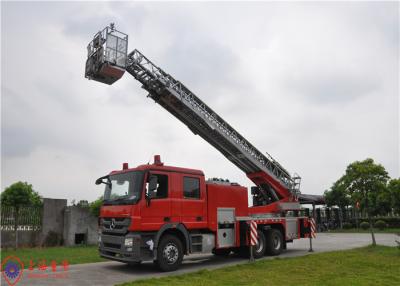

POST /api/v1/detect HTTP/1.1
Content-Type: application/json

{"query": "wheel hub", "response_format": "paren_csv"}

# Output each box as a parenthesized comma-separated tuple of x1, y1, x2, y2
(163, 243, 178, 264)
(273, 235, 281, 249)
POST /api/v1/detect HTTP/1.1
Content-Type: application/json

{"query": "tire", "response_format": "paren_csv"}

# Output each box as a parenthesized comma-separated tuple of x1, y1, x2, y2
(265, 229, 283, 256)
(254, 230, 266, 259)
(155, 235, 183, 272)
(213, 248, 231, 256)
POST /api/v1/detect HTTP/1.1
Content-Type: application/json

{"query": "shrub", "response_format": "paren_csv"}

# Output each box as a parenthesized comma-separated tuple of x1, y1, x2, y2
(349, 217, 400, 228)
(89, 197, 103, 217)
(360, 222, 370, 230)
(379, 217, 400, 228)
(374, 220, 386, 230)
(343, 222, 353, 229)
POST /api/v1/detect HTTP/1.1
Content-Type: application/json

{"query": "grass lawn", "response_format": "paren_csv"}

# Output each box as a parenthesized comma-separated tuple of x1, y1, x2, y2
(118, 245, 400, 286)
(329, 228, 400, 234)
(1, 245, 105, 268)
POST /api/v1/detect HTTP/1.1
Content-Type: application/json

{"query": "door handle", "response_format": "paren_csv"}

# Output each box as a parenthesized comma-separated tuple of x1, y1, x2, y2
(164, 217, 171, 222)
(196, 216, 202, 221)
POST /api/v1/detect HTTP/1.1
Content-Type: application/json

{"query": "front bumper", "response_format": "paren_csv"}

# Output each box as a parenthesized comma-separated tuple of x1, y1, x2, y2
(99, 232, 155, 263)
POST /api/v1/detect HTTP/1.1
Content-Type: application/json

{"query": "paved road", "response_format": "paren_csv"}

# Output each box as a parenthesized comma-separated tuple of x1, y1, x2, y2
(3, 233, 398, 286)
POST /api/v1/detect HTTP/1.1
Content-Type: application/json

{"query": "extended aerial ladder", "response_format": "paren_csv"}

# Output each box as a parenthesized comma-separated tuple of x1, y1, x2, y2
(85, 24, 302, 214)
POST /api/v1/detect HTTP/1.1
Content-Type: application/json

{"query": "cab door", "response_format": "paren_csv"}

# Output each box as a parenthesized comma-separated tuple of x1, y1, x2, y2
(180, 175, 207, 229)
(140, 171, 171, 231)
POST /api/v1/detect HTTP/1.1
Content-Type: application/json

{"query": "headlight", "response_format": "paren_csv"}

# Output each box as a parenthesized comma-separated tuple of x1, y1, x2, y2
(124, 238, 133, 247)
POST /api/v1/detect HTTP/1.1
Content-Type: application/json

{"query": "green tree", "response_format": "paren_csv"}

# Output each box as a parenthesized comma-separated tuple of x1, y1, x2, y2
(1, 181, 42, 249)
(324, 179, 351, 210)
(370, 186, 391, 216)
(1, 182, 42, 207)
(388, 178, 400, 215)
(89, 196, 103, 217)
(340, 158, 389, 246)
(324, 179, 351, 227)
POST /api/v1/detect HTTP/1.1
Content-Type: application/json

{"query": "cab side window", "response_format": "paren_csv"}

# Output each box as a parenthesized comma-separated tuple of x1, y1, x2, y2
(147, 174, 168, 199)
(183, 177, 200, 199)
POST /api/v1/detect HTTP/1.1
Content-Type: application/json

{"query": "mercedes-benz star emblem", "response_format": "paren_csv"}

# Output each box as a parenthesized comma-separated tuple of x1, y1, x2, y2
(109, 218, 116, 230)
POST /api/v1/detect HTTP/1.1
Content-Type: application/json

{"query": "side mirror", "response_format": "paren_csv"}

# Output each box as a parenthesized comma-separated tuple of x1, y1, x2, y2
(148, 175, 158, 192)
(95, 176, 111, 187)
(251, 186, 259, 195)
(104, 189, 111, 199)
(145, 192, 151, 206)
(146, 175, 158, 207)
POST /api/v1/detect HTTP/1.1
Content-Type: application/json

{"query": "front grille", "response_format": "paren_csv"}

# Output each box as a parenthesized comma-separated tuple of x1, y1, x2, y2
(101, 217, 131, 235)
(102, 231, 125, 236)
(104, 242, 121, 249)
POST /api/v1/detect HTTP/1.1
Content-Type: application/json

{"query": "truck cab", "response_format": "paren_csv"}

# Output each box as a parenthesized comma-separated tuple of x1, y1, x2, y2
(97, 155, 209, 271)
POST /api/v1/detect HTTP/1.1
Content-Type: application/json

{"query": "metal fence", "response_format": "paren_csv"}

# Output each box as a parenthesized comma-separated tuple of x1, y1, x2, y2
(1, 205, 42, 231)
(301, 207, 400, 232)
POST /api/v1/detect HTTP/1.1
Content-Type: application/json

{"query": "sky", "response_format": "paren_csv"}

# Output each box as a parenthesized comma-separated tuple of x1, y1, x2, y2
(1, 1, 399, 204)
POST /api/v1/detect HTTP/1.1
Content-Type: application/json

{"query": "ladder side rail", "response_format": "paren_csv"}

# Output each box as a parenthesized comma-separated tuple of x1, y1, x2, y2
(127, 50, 295, 190)
(155, 96, 260, 174)
(127, 50, 298, 193)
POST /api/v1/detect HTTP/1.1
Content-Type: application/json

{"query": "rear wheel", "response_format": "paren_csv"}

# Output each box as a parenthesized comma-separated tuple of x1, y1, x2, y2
(233, 230, 266, 259)
(265, 229, 283, 256)
(254, 230, 266, 258)
(155, 235, 183, 272)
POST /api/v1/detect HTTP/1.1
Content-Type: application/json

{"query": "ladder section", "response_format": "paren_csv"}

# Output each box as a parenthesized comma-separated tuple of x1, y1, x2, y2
(126, 49, 300, 195)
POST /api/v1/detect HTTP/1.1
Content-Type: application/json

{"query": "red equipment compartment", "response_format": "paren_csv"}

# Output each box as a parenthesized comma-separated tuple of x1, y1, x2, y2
(206, 183, 248, 232)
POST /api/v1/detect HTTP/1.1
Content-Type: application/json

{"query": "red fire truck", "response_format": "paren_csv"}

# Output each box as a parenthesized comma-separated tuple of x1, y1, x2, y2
(85, 24, 312, 271)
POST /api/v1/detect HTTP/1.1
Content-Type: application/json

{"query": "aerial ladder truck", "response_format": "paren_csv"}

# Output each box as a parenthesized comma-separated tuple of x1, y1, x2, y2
(85, 24, 312, 271)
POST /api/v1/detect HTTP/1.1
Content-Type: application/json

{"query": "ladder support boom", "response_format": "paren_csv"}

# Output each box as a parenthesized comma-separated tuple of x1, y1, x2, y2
(84, 24, 301, 201)
(126, 49, 300, 196)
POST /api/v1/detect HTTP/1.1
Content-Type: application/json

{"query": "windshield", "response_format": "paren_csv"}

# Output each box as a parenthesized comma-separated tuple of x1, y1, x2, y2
(103, 171, 144, 205)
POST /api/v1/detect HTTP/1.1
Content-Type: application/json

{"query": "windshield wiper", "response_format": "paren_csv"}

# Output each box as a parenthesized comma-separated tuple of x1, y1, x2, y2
(104, 195, 137, 204)
(109, 196, 127, 202)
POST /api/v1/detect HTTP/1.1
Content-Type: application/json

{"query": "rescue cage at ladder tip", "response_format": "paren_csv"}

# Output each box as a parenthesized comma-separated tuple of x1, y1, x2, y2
(85, 24, 128, 85)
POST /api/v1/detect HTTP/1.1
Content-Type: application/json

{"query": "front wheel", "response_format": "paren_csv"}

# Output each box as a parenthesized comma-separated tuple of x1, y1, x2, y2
(265, 229, 283, 256)
(155, 235, 183, 272)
